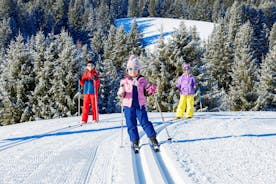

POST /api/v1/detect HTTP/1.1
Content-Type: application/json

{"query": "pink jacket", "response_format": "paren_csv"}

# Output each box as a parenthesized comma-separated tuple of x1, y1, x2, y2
(118, 76, 150, 108)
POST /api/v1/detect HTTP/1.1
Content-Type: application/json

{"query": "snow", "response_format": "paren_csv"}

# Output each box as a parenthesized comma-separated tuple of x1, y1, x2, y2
(115, 17, 215, 52)
(0, 18, 275, 183)
(0, 112, 275, 184)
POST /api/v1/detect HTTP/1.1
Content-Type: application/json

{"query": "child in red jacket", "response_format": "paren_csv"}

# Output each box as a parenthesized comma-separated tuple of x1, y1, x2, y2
(80, 60, 100, 123)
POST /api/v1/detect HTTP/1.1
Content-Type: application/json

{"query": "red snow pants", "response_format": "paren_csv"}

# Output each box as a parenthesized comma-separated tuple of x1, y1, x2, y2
(82, 94, 97, 122)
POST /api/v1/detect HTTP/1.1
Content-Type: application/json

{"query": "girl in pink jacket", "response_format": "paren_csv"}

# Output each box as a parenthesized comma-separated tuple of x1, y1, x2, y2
(117, 55, 158, 151)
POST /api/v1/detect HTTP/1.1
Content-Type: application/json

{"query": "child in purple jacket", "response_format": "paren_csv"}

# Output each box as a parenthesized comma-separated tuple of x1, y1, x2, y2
(176, 64, 197, 119)
(117, 55, 158, 150)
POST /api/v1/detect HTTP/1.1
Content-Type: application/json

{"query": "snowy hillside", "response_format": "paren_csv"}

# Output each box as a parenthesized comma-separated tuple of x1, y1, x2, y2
(0, 112, 275, 184)
(115, 17, 215, 52)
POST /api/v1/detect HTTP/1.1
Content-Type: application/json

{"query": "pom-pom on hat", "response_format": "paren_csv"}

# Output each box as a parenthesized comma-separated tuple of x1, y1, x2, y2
(182, 63, 191, 70)
(127, 55, 140, 69)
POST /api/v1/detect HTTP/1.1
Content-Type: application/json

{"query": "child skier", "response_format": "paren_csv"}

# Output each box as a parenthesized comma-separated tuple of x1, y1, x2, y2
(117, 55, 159, 152)
(176, 63, 197, 119)
(80, 60, 100, 123)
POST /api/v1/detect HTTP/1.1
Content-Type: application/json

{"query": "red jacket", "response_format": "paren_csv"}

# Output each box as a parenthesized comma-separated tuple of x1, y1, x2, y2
(80, 69, 100, 95)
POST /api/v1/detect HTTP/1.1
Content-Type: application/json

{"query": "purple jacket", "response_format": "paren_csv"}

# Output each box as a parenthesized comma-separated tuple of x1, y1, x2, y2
(118, 76, 150, 108)
(176, 74, 197, 95)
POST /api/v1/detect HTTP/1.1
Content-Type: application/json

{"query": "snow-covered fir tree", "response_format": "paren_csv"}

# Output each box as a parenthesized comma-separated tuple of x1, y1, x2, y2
(100, 25, 119, 113)
(126, 19, 145, 56)
(228, 22, 258, 111)
(127, 0, 137, 17)
(49, 30, 79, 118)
(143, 32, 173, 112)
(1, 33, 35, 125)
(203, 20, 232, 92)
(0, 18, 12, 50)
(90, 27, 106, 62)
(255, 23, 276, 110)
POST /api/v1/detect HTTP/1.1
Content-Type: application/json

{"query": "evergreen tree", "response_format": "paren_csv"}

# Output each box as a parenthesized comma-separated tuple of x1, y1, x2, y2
(255, 23, 276, 110)
(126, 19, 144, 56)
(127, 0, 137, 17)
(1, 33, 34, 124)
(269, 22, 276, 50)
(68, 0, 84, 41)
(31, 33, 56, 119)
(49, 29, 79, 117)
(100, 25, 118, 113)
(148, 0, 156, 17)
(0, 18, 12, 50)
(143, 33, 173, 111)
(95, 1, 111, 34)
(226, 1, 243, 44)
(229, 22, 258, 111)
(90, 27, 106, 62)
(203, 20, 233, 91)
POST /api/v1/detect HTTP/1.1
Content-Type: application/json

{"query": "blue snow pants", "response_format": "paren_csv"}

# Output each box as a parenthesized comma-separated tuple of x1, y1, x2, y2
(123, 86, 156, 142)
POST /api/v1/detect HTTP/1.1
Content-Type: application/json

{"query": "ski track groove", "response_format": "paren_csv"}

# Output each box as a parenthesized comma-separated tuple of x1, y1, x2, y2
(76, 144, 100, 184)
(76, 118, 126, 184)
(0, 124, 81, 152)
(0, 116, 121, 152)
(134, 119, 182, 184)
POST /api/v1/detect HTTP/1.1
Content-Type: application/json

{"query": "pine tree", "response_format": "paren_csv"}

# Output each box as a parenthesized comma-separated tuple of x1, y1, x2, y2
(226, 1, 243, 43)
(68, 0, 83, 40)
(148, 0, 156, 17)
(255, 23, 276, 110)
(203, 20, 233, 92)
(229, 22, 258, 111)
(1, 33, 35, 124)
(49, 29, 78, 117)
(143, 32, 173, 111)
(30, 31, 55, 119)
(100, 25, 117, 113)
(127, 0, 137, 17)
(126, 19, 144, 56)
(0, 18, 12, 50)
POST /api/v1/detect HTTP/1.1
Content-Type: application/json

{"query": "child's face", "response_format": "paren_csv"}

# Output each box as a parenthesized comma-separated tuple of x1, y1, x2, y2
(87, 63, 93, 71)
(127, 64, 139, 77)
(184, 68, 191, 74)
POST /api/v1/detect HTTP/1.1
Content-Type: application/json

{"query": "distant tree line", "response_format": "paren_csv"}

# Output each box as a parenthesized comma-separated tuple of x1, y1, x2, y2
(0, 0, 275, 125)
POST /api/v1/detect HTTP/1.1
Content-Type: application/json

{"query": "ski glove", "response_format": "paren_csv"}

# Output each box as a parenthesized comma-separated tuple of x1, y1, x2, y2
(92, 75, 98, 80)
(117, 86, 125, 98)
(146, 84, 157, 95)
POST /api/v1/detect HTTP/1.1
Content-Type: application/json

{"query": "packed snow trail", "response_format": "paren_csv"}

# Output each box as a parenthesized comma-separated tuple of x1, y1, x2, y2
(0, 112, 275, 184)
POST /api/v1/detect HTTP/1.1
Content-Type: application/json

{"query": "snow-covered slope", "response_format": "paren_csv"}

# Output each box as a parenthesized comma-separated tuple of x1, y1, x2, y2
(0, 112, 275, 184)
(115, 17, 215, 52)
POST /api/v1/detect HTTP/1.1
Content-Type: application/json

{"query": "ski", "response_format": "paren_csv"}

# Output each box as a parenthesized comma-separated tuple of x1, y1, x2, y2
(134, 147, 139, 154)
(151, 144, 160, 152)
(132, 146, 140, 154)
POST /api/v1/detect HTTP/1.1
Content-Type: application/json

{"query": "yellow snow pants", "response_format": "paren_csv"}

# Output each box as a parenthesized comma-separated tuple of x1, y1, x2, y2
(176, 95, 194, 118)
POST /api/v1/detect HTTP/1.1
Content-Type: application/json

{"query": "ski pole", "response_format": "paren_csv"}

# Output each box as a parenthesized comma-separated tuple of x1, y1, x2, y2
(154, 95, 172, 141)
(93, 79, 99, 122)
(198, 87, 202, 112)
(78, 80, 81, 116)
(120, 102, 124, 148)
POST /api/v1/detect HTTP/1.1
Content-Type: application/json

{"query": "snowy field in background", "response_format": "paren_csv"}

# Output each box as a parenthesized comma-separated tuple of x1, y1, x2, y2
(0, 111, 275, 184)
(115, 17, 215, 52)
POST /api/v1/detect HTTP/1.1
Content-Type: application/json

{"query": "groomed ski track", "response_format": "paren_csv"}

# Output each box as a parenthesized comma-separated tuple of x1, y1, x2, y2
(1, 112, 275, 183)
(0, 113, 189, 184)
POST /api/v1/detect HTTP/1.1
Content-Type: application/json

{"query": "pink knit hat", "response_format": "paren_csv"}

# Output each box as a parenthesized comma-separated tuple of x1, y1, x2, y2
(127, 55, 140, 69)
(182, 63, 191, 70)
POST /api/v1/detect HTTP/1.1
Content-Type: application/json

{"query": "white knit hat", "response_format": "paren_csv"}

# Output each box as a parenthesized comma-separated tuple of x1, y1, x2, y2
(127, 55, 140, 69)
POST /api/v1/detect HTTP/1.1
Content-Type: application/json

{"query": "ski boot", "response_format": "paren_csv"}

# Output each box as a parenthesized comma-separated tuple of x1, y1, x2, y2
(150, 136, 160, 152)
(132, 141, 139, 154)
